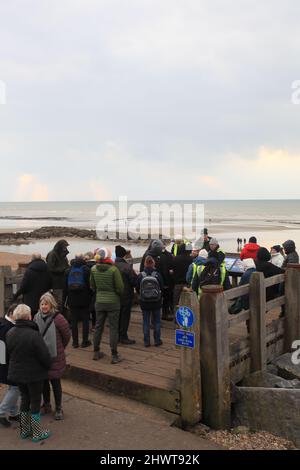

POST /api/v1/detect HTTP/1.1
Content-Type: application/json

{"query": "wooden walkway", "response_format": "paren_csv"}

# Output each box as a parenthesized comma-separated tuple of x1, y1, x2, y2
(64, 304, 281, 414)
(65, 308, 181, 414)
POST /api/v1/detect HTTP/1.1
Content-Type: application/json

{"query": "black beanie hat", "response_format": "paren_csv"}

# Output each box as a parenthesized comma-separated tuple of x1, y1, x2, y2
(115, 245, 127, 258)
(256, 247, 271, 262)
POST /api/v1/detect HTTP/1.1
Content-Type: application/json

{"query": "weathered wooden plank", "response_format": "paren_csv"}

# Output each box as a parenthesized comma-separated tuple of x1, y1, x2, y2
(178, 290, 201, 426)
(228, 310, 250, 327)
(224, 284, 250, 300)
(266, 296, 285, 312)
(284, 264, 300, 352)
(64, 364, 180, 414)
(200, 285, 231, 429)
(249, 272, 267, 372)
(264, 274, 285, 288)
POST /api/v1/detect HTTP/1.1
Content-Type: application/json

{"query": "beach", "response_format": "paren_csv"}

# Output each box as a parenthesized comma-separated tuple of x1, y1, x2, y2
(0, 200, 300, 260)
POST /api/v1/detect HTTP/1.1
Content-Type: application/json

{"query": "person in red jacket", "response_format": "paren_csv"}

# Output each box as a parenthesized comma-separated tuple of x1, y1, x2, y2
(240, 237, 260, 260)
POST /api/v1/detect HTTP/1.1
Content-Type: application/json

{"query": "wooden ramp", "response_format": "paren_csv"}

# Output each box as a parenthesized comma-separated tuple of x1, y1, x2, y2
(64, 308, 181, 414)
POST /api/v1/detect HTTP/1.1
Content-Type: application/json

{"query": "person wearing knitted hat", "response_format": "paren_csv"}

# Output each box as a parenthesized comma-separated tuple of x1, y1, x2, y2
(208, 238, 225, 266)
(114, 245, 137, 345)
(270, 245, 284, 268)
(90, 247, 124, 364)
(255, 247, 284, 301)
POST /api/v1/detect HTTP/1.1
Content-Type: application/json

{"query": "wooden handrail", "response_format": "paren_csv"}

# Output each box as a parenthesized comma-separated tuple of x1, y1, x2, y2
(228, 309, 250, 327)
(264, 273, 285, 287)
(224, 284, 250, 300)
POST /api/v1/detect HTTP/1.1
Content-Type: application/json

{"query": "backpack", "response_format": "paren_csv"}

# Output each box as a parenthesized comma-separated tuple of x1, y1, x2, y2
(140, 271, 161, 303)
(198, 265, 221, 288)
(68, 265, 85, 291)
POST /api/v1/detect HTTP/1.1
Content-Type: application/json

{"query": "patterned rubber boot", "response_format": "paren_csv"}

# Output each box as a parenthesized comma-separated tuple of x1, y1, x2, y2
(20, 411, 31, 439)
(31, 412, 51, 442)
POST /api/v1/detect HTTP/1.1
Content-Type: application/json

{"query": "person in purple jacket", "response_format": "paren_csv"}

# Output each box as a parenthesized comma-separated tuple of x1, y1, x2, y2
(34, 292, 71, 420)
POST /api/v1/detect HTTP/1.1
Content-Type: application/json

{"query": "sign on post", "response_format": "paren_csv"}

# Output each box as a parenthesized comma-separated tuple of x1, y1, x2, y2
(175, 305, 195, 349)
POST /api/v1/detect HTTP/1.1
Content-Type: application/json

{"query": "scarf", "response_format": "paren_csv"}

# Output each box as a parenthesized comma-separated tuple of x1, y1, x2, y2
(34, 311, 57, 358)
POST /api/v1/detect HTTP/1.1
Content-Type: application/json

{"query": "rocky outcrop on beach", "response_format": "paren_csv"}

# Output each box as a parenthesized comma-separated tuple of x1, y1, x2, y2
(0, 226, 170, 245)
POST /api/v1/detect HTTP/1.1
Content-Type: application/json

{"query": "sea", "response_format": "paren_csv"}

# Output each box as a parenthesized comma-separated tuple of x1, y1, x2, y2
(0, 200, 300, 258)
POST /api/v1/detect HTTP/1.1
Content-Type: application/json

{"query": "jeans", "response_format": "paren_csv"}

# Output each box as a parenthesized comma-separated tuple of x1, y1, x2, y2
(43, 379, 62, 410)
(0, 385, 20, 417)
(19, 381, 43, 414)
(142, 309, 161, 346)
(94, 303, 120, 355)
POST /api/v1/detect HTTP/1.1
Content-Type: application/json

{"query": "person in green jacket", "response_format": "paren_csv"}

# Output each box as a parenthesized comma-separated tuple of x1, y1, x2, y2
(90, 247, 124, 364)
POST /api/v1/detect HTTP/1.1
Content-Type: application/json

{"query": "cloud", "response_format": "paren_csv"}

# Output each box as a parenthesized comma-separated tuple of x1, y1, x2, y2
(88, 179, 113, 200)
(15, 174, 49, 201)
(197, 175, 222, 190)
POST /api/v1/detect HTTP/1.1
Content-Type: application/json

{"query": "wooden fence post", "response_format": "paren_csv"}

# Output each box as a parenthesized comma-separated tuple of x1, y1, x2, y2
(0, 269, 5, 315)
(178, 290, 202, 426)
(200, 285, 231, 429)
(284, 264, 300, 353)
(249, 271, 267, 372)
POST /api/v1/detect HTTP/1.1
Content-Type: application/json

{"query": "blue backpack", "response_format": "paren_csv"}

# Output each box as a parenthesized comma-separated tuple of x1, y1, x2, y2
(68, 266, 85, 291)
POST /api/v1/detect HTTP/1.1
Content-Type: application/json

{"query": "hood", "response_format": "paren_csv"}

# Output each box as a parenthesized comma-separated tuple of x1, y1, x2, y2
(15, 319, 39, 331)
(244, 243, 260, 253)
(256, 247, 271, 262)
(95, 262, 114, 272)
(53, 239, 69, 255)
(148, 247, 161, 257)
(28, 259, 48, 272)
(283, 240, 296, 254)
(194, 255, 209, 265)
(204, 257, 219, 267)
(70, 258, 85, 268)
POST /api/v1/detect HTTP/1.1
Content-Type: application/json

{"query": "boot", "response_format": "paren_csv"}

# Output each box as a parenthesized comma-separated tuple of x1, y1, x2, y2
(20, 411, 31, 439)
(31, 412, 51, 442)
(40, 402, 52, 415)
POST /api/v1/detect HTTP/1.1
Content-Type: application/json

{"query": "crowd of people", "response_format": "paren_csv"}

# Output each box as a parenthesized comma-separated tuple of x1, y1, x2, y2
(0, 231, 299, 442)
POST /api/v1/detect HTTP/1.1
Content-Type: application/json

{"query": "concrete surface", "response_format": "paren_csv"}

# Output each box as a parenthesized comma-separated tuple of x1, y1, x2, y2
(0, 381, 222, 450)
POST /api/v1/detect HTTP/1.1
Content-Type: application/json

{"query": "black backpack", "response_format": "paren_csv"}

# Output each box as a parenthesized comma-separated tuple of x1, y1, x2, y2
(140, 271, 161, 303)
(198, 265, 221, 288)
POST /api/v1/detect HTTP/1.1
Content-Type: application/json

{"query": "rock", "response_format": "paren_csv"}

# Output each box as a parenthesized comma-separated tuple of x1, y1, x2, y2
(233, 386, 300, 447)
(273, 353, 300, 381)
(232, 426, 250, 435)
(186, 422, 211, 438)
(267, 364, 278, 375)
(241, 371, 300, 389)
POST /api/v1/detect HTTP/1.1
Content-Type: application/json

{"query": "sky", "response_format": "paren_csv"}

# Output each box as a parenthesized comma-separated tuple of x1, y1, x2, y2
(0, 0, 300, 201)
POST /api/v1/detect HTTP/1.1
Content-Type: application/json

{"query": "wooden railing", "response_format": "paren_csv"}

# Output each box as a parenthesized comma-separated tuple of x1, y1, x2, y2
(198, 264, 300, 429)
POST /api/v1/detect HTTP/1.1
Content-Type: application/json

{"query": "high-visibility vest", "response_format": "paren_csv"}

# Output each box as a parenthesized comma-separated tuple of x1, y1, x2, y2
(197, 264, 226, 298)
(192, 262, 198, 280)
(173, 239, 191, 257)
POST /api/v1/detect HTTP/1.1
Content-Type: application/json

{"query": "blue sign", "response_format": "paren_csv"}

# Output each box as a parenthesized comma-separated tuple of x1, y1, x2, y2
(176, 306, 194, 329)
(175, 330, 195, 349)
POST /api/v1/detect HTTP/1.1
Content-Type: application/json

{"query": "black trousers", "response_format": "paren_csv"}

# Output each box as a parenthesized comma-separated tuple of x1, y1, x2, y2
(19, 381, 43, 414)
(43, 379, 62, 410)
(70, 307, 90, 345)
(119, 301, 132, 340)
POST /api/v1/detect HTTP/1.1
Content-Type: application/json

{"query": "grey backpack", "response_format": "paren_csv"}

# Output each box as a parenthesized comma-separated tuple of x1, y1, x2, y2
(140, 271, 161, 302)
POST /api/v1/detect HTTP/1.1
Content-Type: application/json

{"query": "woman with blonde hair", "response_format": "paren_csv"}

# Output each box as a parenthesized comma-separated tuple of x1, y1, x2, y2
(34, 292, 71, 420)
(6, 304, 51, 442)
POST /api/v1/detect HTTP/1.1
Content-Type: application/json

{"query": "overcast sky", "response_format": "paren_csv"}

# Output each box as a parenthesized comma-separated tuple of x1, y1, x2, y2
(0, 0, 300, 201)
